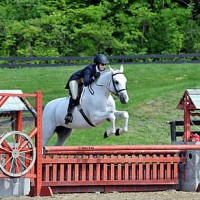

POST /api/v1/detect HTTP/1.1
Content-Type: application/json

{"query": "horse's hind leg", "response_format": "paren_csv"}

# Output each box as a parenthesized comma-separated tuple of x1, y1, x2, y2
(42, 124, 56, 147)
(55, 126, 73, 146)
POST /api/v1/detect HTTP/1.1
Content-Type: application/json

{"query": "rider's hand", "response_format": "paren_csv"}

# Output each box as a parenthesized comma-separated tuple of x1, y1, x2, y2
(94, 72, 100, 78)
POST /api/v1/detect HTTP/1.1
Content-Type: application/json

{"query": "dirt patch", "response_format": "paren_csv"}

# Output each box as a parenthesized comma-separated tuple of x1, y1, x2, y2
(3, 191, 200, 200)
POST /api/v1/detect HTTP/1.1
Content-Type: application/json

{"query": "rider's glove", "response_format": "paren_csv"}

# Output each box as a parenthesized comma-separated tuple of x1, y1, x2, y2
(94, 72, 100, 78)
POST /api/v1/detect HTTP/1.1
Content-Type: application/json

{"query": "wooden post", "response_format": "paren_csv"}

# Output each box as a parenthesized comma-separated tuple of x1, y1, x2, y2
(34, 90, 43, 196)
(184, 95, 191, 143)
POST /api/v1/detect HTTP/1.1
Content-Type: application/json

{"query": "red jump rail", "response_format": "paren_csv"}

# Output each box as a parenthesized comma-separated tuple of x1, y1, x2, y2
(38, 145, 200, 195)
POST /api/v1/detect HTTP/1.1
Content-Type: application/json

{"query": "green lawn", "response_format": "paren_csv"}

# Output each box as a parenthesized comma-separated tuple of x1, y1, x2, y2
(0, 63, 199, 146)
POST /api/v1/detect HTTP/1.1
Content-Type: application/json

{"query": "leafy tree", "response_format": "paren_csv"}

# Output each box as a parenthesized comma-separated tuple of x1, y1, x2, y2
(0, 0, 200, 57)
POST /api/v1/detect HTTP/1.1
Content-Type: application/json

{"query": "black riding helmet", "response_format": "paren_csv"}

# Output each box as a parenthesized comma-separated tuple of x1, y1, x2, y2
(93, 54, 109, 65)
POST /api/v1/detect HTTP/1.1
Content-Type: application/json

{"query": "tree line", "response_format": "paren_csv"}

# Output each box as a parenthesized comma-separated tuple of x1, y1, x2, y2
(0, 0, 199, 57)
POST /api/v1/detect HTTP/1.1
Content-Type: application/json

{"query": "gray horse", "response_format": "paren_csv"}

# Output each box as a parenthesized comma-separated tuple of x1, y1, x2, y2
(42, 65, 129, 146)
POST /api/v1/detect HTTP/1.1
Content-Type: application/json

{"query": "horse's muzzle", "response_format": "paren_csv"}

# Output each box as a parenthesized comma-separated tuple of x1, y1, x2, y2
(119, 93, 129, 104)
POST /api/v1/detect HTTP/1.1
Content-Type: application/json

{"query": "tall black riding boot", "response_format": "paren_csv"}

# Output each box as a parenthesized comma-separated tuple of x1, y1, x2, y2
(65, 98, 76, 124)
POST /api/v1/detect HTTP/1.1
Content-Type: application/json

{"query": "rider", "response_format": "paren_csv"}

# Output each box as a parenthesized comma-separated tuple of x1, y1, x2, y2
(64, 54, 109, 124)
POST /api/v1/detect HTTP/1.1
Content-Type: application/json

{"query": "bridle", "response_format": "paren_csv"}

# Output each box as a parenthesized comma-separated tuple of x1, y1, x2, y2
(110, 72, 127, 96)
(88, 71, 127, 96)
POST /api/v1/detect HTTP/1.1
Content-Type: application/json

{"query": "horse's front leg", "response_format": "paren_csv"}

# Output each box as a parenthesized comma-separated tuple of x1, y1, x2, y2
(114, 110, 129, 136)
(104, 112, 116, 138)
(92, 112, 116, 138)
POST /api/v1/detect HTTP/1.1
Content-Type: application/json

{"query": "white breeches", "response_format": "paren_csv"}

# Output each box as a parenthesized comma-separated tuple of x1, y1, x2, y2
(69, 80, 79, 99)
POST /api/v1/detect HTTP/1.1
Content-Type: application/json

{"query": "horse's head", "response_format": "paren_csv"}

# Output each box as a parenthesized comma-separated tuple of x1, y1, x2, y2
(109, 65, 129, 104)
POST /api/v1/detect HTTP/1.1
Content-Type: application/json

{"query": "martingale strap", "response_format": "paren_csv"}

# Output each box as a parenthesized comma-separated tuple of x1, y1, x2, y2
(77, 105, 96, 127)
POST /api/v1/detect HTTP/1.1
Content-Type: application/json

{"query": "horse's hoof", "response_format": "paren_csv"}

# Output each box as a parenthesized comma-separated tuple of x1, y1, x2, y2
(115, 129, 120, 136)
(104, 132, 108, 138)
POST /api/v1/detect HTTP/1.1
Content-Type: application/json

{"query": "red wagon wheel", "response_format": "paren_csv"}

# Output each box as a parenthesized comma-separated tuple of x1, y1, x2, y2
(0, 131, 36, 177)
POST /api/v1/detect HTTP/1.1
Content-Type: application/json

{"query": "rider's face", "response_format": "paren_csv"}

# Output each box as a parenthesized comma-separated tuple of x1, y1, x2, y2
(98, 63, 106, 71)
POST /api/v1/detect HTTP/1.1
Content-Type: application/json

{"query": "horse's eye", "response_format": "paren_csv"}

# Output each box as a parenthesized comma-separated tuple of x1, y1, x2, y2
(115, 81, 119, 84)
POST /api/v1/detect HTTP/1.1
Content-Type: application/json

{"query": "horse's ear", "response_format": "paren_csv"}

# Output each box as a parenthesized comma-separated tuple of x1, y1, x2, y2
(109, 66, 114, 73)
(120, 65, 124, 72)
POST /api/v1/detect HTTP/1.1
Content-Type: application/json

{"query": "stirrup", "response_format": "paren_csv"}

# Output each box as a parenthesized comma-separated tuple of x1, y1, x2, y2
(65, 113, 73, 124)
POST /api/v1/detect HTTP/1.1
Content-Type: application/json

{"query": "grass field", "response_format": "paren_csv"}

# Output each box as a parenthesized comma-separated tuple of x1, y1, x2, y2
(0, 63, 199, 146)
